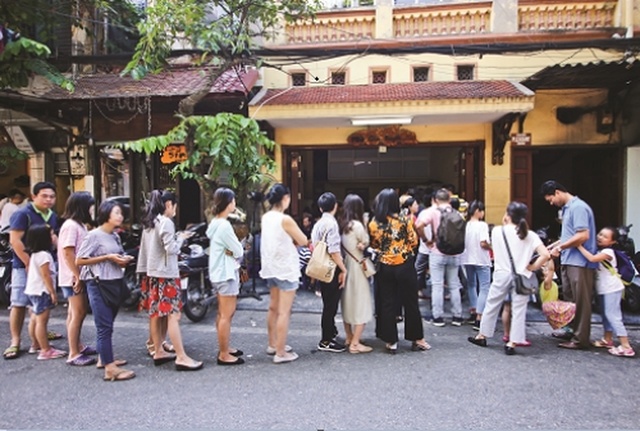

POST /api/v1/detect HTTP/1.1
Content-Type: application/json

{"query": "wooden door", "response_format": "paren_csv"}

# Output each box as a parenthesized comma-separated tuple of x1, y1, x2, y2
(458, 147, 477, 203)
(289, 151, 303, 219)
(511, 148, 533, 226)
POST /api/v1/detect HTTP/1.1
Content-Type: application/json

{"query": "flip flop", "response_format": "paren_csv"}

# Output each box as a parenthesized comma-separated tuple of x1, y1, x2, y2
(3, 346, 19, 360)
(47, 331, 64, 341)
(104, 368, 135, 382)
(96, 359, 128, 369)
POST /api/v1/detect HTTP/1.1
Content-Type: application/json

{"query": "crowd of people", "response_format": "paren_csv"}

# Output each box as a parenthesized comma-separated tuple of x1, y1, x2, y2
(1, 178, 634, 381)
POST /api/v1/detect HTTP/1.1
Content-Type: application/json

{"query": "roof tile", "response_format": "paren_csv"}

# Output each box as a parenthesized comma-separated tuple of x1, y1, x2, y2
(44, 68, 259, 100)
(254, 80, 530, 106)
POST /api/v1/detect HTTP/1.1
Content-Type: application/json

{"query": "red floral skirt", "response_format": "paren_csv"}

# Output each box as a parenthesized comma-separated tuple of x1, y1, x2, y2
(139, 276, 182, 318)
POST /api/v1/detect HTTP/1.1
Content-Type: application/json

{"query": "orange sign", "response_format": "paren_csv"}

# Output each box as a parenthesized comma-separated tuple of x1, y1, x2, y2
(161, 145, 187, 164)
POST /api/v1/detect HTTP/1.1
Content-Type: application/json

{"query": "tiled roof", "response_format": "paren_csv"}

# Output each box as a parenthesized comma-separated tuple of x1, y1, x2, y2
(252, 80, 532, 106)
(44, 68, 259, 100)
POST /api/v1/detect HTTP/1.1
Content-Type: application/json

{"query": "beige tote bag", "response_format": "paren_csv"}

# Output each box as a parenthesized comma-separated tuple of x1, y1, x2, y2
(306, 231, 337, 283)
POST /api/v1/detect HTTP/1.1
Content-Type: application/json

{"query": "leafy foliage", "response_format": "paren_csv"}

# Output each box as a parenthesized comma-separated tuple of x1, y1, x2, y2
(0, 146, 30, 173)
(121, 113, 277, 190)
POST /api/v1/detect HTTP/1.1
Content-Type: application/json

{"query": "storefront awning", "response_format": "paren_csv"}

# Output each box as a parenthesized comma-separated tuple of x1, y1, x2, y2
(522, 60, 640, 91)
(249, 80, 534, 128)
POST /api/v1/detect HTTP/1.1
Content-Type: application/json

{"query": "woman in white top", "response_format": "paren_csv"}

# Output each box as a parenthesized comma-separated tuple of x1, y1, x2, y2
(468, 202, 550, 355)
(260, 184, 309, 364)
(577, 227, 635, 357)
(339, 194, 373, 354)
(461, 200, 492, 328)
(207, 188, 245, 366)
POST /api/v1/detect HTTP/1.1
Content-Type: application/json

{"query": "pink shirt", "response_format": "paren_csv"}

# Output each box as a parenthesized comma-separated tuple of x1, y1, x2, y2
(422, 204, 452, 256)
(57, 219, 88, 287)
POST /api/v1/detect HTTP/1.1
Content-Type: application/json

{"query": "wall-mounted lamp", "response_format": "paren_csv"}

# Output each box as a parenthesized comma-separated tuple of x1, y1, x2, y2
(351, 117, 413, 127)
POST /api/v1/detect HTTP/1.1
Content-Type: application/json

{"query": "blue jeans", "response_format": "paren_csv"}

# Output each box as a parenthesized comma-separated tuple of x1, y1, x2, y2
(10, 268, 28, 307)
(464, 265, 491, 313)
(86, 280, 118, 365)
(598, 291, 627, 337)
(429, 253, 462, 319)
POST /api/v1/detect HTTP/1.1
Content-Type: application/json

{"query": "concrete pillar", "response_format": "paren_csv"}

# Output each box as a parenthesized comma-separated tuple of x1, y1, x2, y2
(375, 0, 394, 39)
(491, 0, 518, 34)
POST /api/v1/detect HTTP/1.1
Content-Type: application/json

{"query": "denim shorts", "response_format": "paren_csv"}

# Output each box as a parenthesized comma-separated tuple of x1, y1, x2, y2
(211, 272, 240, 297)
(10, 268, 28, 307)
(265, 277, 298, 292)
(60, 285, 80, 299)
(28, 293, 54, 315)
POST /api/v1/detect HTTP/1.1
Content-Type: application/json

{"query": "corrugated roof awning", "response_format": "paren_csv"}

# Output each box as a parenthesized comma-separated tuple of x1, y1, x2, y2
(522, 60, 640, 91)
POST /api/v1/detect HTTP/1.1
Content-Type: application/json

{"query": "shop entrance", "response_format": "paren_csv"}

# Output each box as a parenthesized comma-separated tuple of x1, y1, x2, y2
(285, 142, 484, 220)
(513, 146, 623, 240)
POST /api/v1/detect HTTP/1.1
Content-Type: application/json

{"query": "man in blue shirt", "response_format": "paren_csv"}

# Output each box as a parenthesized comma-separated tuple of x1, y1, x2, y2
(541, 180, 596, 350)
(3, 182, 59, 360)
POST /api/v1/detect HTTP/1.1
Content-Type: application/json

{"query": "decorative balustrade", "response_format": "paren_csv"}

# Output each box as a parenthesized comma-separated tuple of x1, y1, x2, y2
(518, 0, 617, 31)
(393, 3, 492, 38)
(285, 10, 376, 44)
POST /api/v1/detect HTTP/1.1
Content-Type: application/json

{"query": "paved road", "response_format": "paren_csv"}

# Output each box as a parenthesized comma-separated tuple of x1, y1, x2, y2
(1, 291, 639, 430)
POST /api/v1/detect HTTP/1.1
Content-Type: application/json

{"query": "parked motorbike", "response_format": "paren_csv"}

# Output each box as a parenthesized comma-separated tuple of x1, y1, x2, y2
(616, 224, 640, 313)
(115, 224, 142, 309)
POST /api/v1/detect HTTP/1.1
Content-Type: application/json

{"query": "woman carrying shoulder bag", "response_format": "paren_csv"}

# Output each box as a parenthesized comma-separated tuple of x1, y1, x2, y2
(368, 188, 430, 354)
(468, 202, 550, 355)
(76, 201, 134, 381)
(339, 194, 373, 354)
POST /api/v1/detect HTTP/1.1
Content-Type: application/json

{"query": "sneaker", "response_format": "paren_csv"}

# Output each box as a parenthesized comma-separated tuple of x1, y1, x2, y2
(37, 348, 67, 360)
(273, 352, 299, 364)
(451, 317, 463, 327)
(429, 317, 445, 327)
(466, 313, 478, 324)
(317, 340, 346, 353)
(266, 345, 292, 355)
(472, 320, 481, 331)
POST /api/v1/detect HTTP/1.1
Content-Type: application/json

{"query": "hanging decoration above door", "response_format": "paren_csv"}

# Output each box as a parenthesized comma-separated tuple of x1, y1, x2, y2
(347, 125, 417, 147)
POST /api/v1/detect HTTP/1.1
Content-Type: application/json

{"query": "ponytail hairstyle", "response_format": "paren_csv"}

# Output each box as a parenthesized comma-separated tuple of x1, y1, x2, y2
(141, 190, 178, 229)
(506, 201, 529, 240)
(265, 183, 290, 209)
(212, 187, 236, 215)
(468, 200, 485, 220)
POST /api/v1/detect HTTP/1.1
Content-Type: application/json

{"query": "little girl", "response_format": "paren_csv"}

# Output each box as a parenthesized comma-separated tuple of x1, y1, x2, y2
(25, 224, 66, 360)
(577, 227, 635, 357)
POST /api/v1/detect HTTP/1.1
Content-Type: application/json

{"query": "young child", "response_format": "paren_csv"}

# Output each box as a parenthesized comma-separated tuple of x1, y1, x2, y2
(577, 227, 635, 357)
(25, 224, 66, 360)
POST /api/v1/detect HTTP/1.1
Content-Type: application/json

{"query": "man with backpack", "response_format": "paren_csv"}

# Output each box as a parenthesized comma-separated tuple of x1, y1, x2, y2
(422, 188, 466, 327)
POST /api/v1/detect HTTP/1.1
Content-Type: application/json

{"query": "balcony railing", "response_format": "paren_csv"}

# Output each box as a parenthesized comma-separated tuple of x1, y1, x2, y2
(281, 0, 618, 45)
(393, 2, 492, 37)
(518, 0, 616, 31)
(285, 9, 376, 44)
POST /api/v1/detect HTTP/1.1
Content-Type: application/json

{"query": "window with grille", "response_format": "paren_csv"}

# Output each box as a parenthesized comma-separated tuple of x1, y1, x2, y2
(291, 73, 306, 86)
(413, 67, 430, 82)
(372, 70, 387, 84)
(457, 65, 475, 81)
(331, 71, 346, 85)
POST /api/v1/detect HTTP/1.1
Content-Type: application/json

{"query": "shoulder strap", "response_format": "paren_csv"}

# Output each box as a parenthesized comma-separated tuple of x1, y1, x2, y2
(501, 227, 518, 274)
(341, 244, 361, 263)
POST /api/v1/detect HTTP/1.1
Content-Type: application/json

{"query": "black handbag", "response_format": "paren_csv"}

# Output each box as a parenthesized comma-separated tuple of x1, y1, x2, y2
(501, 227, 538, 296)
(88, 268, 129, 310)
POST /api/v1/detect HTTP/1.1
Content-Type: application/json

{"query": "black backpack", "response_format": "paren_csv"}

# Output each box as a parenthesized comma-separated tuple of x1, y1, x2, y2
(435, 207, 466, 255)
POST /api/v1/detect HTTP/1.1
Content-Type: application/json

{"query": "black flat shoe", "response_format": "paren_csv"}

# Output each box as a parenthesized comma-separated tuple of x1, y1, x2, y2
(217, 357, 245, 366)
(176, 361, 204, 371)
(153, 356, 176, 366)
(504, 345, 516, 356)
(467, 336, 487, 347)
(385, 343, 397, 355)
(229, 349, 244, 357)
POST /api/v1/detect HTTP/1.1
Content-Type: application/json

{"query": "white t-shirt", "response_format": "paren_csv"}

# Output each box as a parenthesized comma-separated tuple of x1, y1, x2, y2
(416, 207, 433, 255)
(0, 202, 19, 229)
(25, 251, 56, 296)
(596, 248, 625, 295)
(461, 220, 491, 266)
(492, 225, 542, 276)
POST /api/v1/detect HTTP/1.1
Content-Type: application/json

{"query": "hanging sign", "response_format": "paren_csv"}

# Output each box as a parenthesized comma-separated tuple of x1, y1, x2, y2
(161, 145, 187, 164)
(511, 133, 532, 146)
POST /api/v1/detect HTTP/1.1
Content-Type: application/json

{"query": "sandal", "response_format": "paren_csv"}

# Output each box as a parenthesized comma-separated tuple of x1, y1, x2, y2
(97, 359, 128, 369)
(104, 368, 135, 382)
(47, 331, 63, 341)
(28, 345, 41, 354)
(608, 346, 636, 357)
(66, 354, 96, 366)
(145, 341, 155, 357)
(591, 339, 614, 348)
(411, 341, 432, 351)
(3, 345, 19, 360)
(80, 346, 98, 356)
(162, 341, 176, 353)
